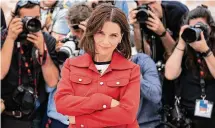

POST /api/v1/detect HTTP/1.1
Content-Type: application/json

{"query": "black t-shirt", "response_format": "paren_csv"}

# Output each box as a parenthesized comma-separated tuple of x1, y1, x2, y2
(179, 56, 215, 116)
(1, 8, 7, 30)
(1, 29, 59, 111)
(143, 1, 188, 62)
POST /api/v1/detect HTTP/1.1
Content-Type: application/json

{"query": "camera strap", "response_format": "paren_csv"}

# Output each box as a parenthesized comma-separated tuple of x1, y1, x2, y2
(196, 53, 206, 99)
(17, 42, 38, 99)
(194, 53, 213, 118)
(36, 42, 47, 65)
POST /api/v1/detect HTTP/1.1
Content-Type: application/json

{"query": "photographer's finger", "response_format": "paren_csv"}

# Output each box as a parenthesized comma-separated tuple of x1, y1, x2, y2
(11, 18, 22, 24)
(130, 10, 138, 19)
(180, 25, 189, 35)
(148, 10, 157, 20)
(78, 24, 86, 31)
(27, 34, 38, 40)
(145, 21, 154, 27)
(146, 25, 154, 31)
(200, 31, 205, 40)
(147, 17, 156, 24)
(26, 37, 35, 44)
(129, 19, 137, 25)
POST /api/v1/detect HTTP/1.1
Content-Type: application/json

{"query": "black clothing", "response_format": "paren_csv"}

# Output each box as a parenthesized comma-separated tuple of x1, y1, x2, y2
(1, 29, 59, 120)
(141, 1, 188, 63)
(1, 8, 7, 30)
(147, 1, 188, 106)
(179, 56, 215, 116)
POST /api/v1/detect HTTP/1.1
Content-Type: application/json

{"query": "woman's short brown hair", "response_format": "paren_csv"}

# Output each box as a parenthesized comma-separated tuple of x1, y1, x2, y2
(80, 4, 131, 59)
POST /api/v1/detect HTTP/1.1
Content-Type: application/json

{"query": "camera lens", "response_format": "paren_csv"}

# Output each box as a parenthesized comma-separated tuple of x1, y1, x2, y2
(136, 10, 149, 23)
(181, 27, 202, 43)
(26, 18, 41, 32)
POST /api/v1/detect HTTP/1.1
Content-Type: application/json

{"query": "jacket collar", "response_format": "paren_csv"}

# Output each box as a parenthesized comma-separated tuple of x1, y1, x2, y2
(70, 51, 133, 70)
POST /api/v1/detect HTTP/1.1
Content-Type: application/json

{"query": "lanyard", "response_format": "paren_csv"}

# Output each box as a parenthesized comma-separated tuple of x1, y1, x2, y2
(17, 42, 38, 98)
(196, 53, 206, 100)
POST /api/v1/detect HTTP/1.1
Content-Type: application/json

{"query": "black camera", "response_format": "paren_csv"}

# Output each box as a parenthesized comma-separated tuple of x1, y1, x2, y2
(13, 85, 35, 115)
(158, 98, 192, 128)
(136, 5, 151, 23)
(57, 36, 80, 64)
(18, 16, 42, 40)
(181, 22, 209, 43)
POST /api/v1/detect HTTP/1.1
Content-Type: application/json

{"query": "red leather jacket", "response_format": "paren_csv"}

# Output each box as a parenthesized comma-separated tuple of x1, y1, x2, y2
(55, 52, 140, 128)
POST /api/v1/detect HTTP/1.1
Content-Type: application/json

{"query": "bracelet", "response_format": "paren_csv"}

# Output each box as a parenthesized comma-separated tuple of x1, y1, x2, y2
(205, 51, 213, 57)
(159, 29, 167, 37)
(176, 47, 185, 51)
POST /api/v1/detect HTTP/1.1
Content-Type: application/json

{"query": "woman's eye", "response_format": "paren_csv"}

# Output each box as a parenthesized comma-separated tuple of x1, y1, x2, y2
(111, 35, 117, 37)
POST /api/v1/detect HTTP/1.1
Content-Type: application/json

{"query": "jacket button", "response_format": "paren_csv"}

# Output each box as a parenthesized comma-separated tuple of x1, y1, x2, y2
(116, 82, 120, 85)
(103, 105, 107, 109)
(78, 78, 82, 82)
(80, 124, 84, 127)
(100, 82, 104, 85)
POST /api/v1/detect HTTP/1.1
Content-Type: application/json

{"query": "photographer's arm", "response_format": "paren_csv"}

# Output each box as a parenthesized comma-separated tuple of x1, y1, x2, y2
(1, 18, 23, 80)
(204, 52, 215, 78)
(41, 51, 59, 87)
(27, 32, 59, 87)
(165, 25, 188, 80)
(189, 32, 215, 79)
(165, 40, 184, 80)
(146, 11, 176, 57)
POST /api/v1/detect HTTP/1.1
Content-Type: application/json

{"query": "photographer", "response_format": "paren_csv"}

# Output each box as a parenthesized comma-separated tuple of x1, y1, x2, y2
(1, 0, 59, 128)
(129, 0, 188, 112)
(165, 6, 215, 128)
(56, 2, 92, 63)
(40, 0, 70, 41)
(45, 3, 93, 128)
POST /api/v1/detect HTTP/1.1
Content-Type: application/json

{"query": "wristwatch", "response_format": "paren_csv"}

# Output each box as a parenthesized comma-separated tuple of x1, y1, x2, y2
(201, 48, 212, 57)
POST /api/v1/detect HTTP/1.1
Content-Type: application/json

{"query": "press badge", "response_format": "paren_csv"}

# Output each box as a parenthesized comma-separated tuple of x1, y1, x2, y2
(194, 99, 213, 118)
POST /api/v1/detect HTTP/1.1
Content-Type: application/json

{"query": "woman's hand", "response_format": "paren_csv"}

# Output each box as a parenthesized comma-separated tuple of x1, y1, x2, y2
(69, 116, 76, 124)
(177, 25, 190, 50)
(1, 99, 5, 114)
(111, 99, 120, 108)
(189, 32, 210, 53)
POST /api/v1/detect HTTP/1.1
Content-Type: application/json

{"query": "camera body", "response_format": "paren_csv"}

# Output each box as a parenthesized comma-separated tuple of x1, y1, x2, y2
(136, 5, 151, 23)
(18, 16, 42, 41)
(13, 84, 35, 115)
(57, 36, 80, 64)
(160, 99, 192, 128)
(181, 22, 209, 43)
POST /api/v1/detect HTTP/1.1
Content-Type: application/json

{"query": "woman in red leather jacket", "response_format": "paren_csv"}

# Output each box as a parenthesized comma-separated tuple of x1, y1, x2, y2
(55, 4, 140, 128)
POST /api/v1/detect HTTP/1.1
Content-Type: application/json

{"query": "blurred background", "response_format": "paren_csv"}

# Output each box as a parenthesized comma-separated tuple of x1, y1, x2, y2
(1, 0, 215, 27)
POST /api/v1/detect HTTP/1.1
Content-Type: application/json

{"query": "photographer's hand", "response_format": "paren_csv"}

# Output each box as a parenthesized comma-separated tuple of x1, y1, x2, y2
(177, 25, 190, 50)
(189, 32, 209, 53)
(27, 31, 45, 55)
(1, 99, 5, 114)
(78, 20, 88, 32)
(128, 9, 138, 25)
(145, 10, 165, 36)
(56, 41, 64, 52)
(7, 18, 23, 41)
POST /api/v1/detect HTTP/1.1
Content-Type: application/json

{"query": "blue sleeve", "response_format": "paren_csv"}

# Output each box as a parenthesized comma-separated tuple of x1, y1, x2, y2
(52, 9, 70, 35)
(115, 1, 129, 18)
(132, 53, 162, 104)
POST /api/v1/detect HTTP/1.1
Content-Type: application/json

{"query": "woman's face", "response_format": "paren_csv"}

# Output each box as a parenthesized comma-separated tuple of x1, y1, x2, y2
(93, 21, 122, 56)
(43, 0, 57, 7)
(189, 17, 211, 33)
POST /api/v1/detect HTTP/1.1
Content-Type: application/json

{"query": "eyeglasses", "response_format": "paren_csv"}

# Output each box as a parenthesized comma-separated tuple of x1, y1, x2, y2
(94, 31, 123, 45)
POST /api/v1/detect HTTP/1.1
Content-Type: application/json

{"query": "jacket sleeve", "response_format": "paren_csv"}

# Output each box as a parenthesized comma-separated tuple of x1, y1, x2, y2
(74, 65, 140, 128)
(54, 59, 113, 116)
(139, 54, 162, 104)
